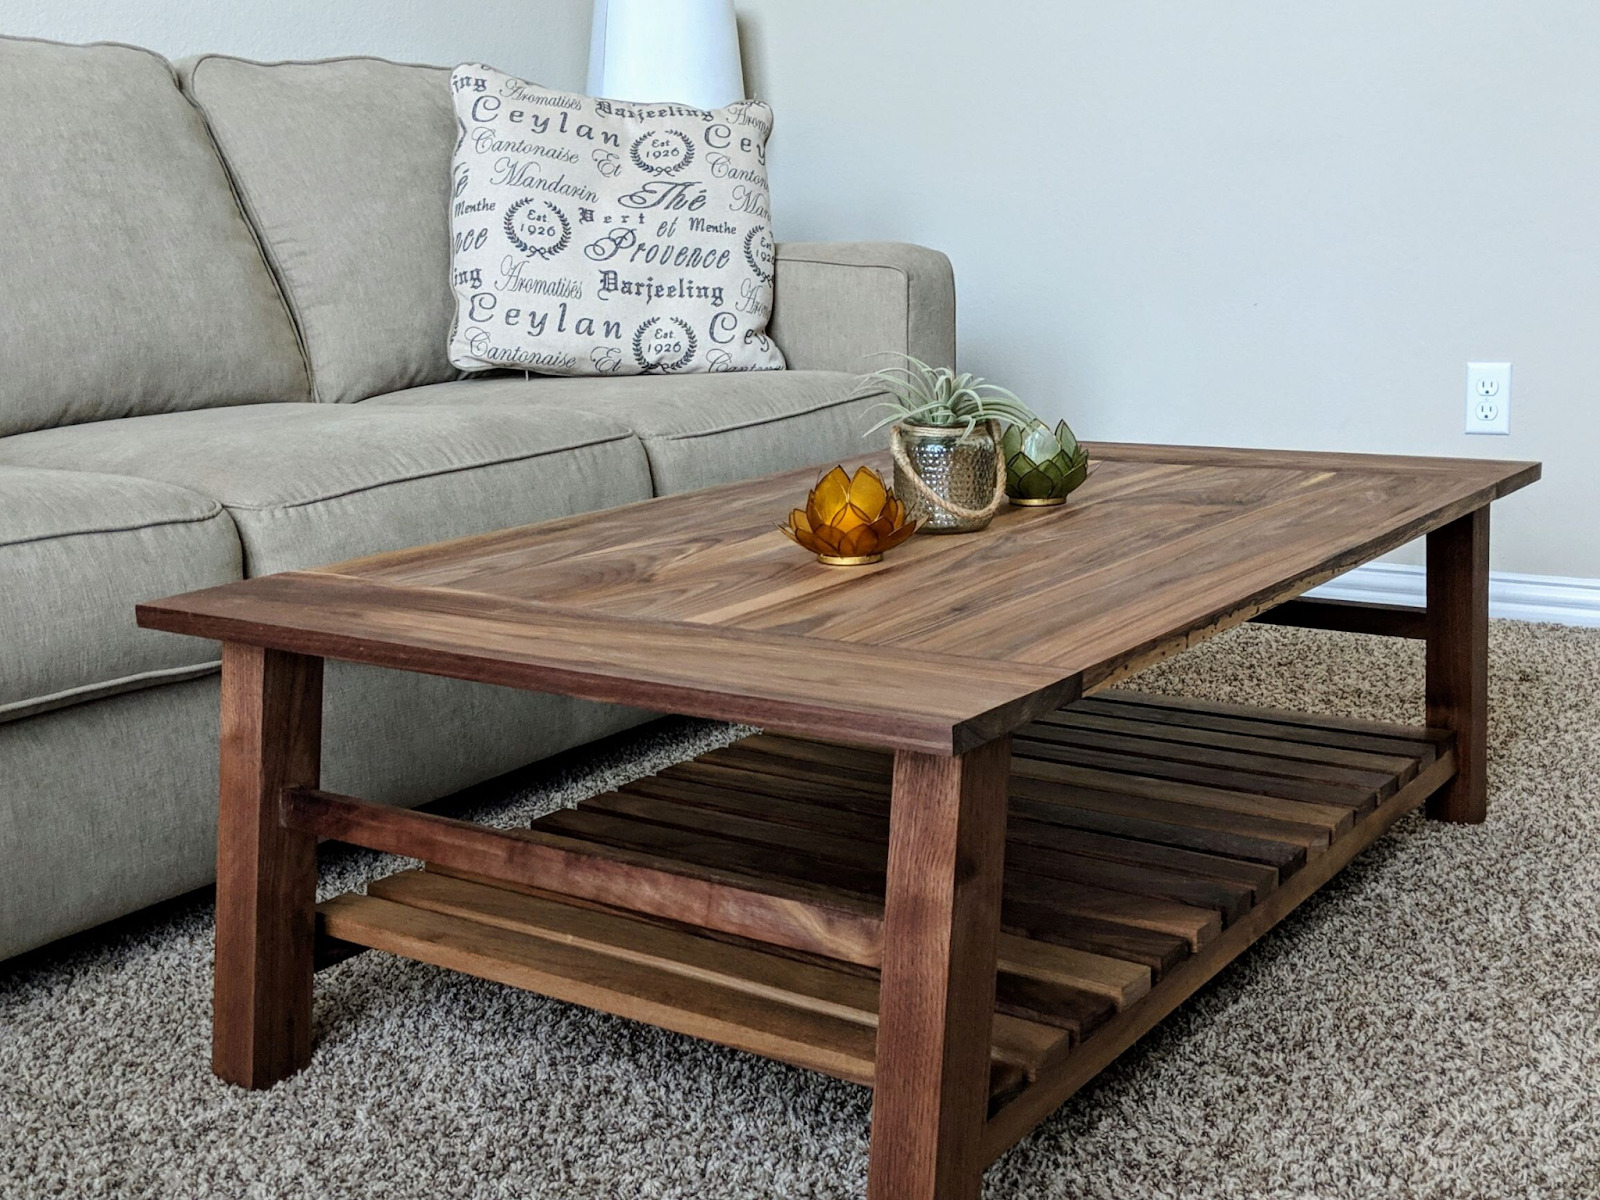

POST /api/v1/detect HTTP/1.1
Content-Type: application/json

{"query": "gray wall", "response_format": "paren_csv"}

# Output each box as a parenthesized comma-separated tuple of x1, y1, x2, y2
(1, 0, 590, 89)
(737, 0, 1597, 577)
(9, 0, 1589, 575)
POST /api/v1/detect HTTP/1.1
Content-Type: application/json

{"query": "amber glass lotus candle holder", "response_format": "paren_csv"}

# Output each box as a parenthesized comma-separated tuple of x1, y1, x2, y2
(779, 465, 917, 566)
(1003, 419, 1090, 506)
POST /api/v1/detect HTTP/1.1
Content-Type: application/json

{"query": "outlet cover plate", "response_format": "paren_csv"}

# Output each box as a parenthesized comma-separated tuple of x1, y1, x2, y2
(1466, 362, 1511, 435)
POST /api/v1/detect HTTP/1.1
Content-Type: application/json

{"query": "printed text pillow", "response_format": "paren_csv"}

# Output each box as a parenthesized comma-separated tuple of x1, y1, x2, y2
(447, 64, 785, 376)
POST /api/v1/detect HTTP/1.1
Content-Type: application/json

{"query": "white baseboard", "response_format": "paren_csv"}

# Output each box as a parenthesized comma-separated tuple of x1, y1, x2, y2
(1307, 563, 1600, 628)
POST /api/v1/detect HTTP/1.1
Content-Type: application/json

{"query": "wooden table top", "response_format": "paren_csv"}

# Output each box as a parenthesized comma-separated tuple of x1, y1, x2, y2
(137, 443, 1538, 755)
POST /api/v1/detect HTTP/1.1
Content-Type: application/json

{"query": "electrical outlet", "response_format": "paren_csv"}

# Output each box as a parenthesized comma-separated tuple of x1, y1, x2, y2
(1466, 362, 1511, 434)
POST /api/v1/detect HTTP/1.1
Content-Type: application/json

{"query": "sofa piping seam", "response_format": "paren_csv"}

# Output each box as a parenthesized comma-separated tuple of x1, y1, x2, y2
(181, 50, 452, 74)
(0, 662, 222, 726)
(0, 507, 231, 552)
(654, 384, 891, 442)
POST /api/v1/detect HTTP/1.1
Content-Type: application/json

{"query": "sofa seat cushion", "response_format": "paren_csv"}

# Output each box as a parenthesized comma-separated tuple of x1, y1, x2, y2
(0, 36, 311, 438)
(0, 405, 652, 576)
(0, 467, 241, 723)
(362, 371, 888, 495)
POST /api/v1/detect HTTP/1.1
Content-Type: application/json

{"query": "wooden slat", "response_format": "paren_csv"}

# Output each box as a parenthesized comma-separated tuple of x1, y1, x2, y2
(1248, 597, 1427, 639)
(1041, 709, 1420, 781)
(711, 741, 892, 786)
(536, 807, 884, 895)
(725, 739, 1373, 856)
(1001, 901, 1192, 979)
(664, 760, 885, 806)
(1001, 868, 1221, 951)
(282, 787, 885, 966)
(1008, 790, 1309, 875)
(988, 931, 1151, 1012)
(1102, 689, 1452, 747)
(1009, 763, 1345, 846)
(583, 790, 885, 870)
(1071, 696, 1440, 765)
(1012, 733, 1388, 808)
(1007, 819, 1278, 900)
(318, 891, 883, 1086)
(745, 733, 895, 775)
(622, 774, 889, 838)
(1022, 719, 1400, 793)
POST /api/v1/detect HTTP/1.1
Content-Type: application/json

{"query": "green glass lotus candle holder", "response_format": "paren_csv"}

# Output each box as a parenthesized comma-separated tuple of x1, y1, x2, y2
(1003, 419, 1090, 506)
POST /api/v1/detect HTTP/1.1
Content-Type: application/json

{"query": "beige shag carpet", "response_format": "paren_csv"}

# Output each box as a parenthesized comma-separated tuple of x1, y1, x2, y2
(3, 621, 1598, 1199)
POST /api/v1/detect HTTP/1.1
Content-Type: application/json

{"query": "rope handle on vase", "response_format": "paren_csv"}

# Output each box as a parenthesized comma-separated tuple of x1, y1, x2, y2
(889, 419, 1008, 522)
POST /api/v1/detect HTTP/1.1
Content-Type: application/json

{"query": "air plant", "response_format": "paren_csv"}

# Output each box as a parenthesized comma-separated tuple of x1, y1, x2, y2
(859, 354, 1038, 437)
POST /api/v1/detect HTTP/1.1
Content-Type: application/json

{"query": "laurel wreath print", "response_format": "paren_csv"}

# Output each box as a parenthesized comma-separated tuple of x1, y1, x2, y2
(450, 64, 786, 377)
(503, 198, 572, 259)
(743, 224, 774, 283)
(632, 317, 697, 373)
(630, 130, 695, 176)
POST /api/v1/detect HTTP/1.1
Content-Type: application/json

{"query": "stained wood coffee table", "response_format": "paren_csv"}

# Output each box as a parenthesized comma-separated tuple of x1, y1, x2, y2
(138, 443, 1537, 1200)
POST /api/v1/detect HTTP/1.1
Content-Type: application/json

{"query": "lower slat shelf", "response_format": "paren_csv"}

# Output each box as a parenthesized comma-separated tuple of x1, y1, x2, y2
(314, 690, 1454, 1147)
(320, 868, 1072, 1098)
(982, 740, 1457, 1159)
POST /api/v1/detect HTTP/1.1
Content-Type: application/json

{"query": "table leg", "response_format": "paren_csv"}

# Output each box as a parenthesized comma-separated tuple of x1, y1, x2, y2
(867, 736, 1011, 1200)
(213, 643, 323, 1087)
(1425, 506, 1490, 823)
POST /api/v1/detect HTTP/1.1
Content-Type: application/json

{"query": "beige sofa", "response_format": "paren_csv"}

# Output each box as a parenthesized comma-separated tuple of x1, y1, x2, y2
(0, 35, 956, 963)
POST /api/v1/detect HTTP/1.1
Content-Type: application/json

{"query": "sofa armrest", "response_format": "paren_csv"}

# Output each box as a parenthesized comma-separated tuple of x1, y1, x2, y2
(768, 242, 956, 375)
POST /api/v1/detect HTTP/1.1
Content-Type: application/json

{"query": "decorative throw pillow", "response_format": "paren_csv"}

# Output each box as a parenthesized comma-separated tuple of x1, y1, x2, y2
(446, 64, 785, 377)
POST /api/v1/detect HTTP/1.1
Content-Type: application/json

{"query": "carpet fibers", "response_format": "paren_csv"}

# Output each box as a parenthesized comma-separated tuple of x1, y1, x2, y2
(3, 621, 1598, 1198)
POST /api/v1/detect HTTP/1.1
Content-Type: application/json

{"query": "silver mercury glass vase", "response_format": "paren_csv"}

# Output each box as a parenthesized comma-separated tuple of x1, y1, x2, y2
(893, 422, 1000, 533)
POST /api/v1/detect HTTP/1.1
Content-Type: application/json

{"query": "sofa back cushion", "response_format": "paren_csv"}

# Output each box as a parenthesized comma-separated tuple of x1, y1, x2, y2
(179, 54, 461, 404)
(0, 36, 311, 437)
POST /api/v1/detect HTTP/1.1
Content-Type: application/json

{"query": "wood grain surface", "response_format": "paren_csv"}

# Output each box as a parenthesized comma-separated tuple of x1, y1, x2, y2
(213, 645, 322, 1089)
(169, 444, 1522, 1188)
(866, 740, 1013, 1200)
(312, 692, 1454, 1173)
(137, 445, 1537, 754)
(1425, 507, 1491, 822)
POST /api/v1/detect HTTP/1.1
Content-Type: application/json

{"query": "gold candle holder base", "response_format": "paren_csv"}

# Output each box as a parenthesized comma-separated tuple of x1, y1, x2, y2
(817, 552, 884, 567)
(1009, 496, 1068, 507)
